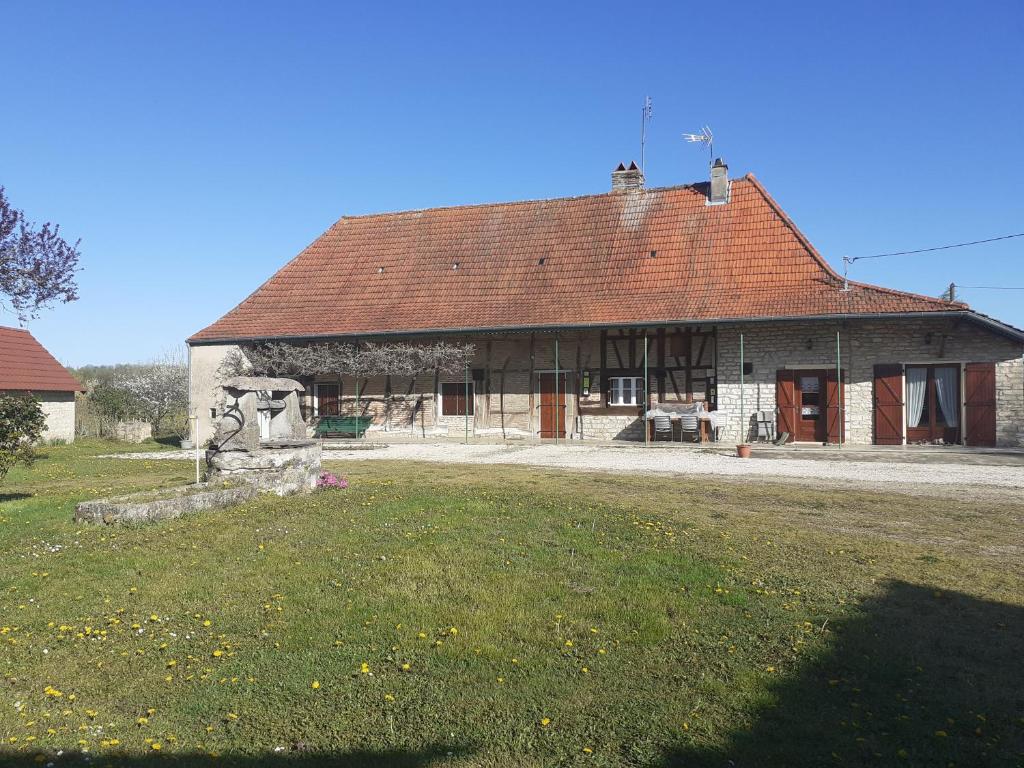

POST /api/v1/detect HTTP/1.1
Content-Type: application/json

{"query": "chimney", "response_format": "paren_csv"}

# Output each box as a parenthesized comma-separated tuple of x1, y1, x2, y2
(611, 161, 644, 191)
(709, 157, 729, 204)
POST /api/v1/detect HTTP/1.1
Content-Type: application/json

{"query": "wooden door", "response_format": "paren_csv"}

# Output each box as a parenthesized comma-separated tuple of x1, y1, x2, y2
(539, 372, 569, 438)
(825, 369, 846, 444)
(775, 370, 796, 443)
(873, 364, 903, 445)
(793, 372, 826, 442)
(964, 362, 996, 447)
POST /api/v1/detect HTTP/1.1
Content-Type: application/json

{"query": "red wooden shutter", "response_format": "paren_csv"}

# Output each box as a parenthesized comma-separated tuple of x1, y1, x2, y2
(320, 384, 340, 416)
(775, 370, 796, 443)
(872, 364, 903, 445)
(964, 363, 996, 447)
(825, 369, 846, 444)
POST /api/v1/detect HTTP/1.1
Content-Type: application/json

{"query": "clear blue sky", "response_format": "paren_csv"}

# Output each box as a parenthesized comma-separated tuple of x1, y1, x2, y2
(3, 1, 1022, 366)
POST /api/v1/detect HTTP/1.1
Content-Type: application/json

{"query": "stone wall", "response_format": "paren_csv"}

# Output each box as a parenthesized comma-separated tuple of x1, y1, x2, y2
(37, 391, 75, 443)
(716, 318, 1024, 447)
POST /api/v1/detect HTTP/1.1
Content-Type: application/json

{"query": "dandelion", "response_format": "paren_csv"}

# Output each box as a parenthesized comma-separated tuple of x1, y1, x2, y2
(151, 743, 162, 750)
(360, 662, 370, 674)
(225, 712, 239, 721)
(417, 632, 427, 639)
(203, 620, 212, 627)
(449, 627, 458, 635)
(384, 693, 395, 702)
(311, 681, 320, 690)
(212, 649, 223, 658)
(540, 717, 551, 727)
(401, 663, 411, 671)
(583, 746, 593, 754)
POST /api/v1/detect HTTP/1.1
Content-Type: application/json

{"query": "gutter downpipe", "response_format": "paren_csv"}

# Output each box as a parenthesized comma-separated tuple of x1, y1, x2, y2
(464, 359, 469, 444)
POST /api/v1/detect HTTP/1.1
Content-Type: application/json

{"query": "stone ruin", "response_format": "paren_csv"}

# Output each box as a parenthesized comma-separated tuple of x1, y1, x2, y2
(206, 376, 322, 495)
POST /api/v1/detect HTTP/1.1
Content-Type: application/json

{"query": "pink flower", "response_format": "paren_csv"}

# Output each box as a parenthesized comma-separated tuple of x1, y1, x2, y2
(316, 472, 349, 490)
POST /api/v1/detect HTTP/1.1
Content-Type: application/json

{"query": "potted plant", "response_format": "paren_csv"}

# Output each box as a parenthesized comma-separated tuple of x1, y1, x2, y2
(736, 443, 751, 459)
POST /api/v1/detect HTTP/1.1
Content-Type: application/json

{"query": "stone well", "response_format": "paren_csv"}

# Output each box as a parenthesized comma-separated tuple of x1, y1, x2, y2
(205, 375, 321, 494)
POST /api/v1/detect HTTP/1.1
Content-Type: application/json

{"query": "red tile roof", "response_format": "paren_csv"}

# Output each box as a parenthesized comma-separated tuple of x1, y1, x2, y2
(191, 174, 968, 343)
(0, 327, 84, 392)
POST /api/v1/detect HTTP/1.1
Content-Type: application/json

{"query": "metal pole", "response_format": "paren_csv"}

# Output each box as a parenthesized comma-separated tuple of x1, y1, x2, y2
(739, 333, 745, 445)
(836, 329, 843, 448)
(554, 337, 560, 444)
(644, 331, 649, 447)
(193, 415, 200, 484)
(464, 359, 469, 444)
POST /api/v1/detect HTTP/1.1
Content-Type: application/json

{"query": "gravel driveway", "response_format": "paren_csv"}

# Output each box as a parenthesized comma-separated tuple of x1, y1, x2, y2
(118, 443, 1023, 496)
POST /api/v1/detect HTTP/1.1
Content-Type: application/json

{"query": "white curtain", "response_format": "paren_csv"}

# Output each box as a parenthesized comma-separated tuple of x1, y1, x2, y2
(906, 367, 926, 428)
(934, 367, 959, 427)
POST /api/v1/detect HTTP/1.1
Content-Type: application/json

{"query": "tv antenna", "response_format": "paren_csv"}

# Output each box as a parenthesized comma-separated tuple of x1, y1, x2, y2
(682, 125, 714, 166)
(640, 96, 653, 176)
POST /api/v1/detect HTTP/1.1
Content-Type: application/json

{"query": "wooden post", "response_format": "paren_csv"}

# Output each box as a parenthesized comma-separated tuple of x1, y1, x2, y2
(528, 333, 536, 436)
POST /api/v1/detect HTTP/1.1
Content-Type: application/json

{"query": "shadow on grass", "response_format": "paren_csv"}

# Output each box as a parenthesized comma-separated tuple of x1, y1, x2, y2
(659, 580, 1024, 767)
(0, 744, 469, 767)
(0, 492, 31, 502)
(153, 435, 184, 447)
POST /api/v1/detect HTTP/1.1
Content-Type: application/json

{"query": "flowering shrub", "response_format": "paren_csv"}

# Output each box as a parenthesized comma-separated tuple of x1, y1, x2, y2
(316, 472, 349, 490)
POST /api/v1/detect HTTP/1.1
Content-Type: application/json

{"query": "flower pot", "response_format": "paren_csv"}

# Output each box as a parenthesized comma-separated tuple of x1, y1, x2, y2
(736, 444, 752, 459)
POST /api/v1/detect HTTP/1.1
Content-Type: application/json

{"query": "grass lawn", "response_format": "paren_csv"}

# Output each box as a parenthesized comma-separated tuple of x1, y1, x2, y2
(0, 441, 1021, 767)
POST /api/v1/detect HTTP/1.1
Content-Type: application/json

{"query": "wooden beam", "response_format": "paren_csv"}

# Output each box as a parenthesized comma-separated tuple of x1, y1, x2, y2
(657, 328, 666, 403)
(600, 329, 608, 404)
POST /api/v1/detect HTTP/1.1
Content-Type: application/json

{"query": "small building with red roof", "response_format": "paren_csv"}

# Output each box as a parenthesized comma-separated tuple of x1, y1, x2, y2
(0, 326, 84, 443)
(188, 161, 1024, 448)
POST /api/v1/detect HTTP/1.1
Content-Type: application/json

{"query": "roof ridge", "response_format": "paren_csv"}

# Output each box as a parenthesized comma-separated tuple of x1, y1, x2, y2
(333, 180, 718, 221)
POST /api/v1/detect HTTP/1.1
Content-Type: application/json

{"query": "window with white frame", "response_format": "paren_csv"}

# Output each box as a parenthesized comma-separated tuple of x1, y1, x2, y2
(609, 376, 644, 406)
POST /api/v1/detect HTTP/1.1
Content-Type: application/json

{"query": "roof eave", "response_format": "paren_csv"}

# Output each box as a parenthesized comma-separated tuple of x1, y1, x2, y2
(187, 310, 1024, 346)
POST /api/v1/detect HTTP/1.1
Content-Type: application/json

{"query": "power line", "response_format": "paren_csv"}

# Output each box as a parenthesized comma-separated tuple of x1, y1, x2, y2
(847, 231, 1024, 263)
(954, 285, 1024, 290)
(841, 230, 1023, 291)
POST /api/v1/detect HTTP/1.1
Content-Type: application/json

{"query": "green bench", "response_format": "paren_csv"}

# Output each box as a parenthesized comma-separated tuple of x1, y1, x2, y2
(314, 415, 373, 438)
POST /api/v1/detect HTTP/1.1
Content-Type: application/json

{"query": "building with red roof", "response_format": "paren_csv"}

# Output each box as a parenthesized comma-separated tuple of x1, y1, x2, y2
(188, 161, 1024, 447)
(0, 326, 84, 443)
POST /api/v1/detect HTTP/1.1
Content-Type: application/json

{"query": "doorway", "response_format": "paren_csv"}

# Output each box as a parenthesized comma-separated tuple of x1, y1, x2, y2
(538, 372, 569, 438)
(795, 371, 826, 443)
(905, 365, 960, 444)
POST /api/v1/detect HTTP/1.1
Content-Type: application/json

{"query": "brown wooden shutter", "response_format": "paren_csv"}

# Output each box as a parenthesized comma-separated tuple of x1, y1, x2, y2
(964, 362, 996, 447)
(825, 369, 846, 444)
(775, 369, 796, 443)
(320, 384, 340, 416)
(872, 364, 904, 445)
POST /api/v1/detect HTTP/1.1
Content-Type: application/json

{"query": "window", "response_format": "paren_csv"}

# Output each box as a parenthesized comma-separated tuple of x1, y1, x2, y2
(314, 383, 340, 417)
(799, 375, 820, 419)
(441, 382, 474, 416)
(609, 376, 644, 406)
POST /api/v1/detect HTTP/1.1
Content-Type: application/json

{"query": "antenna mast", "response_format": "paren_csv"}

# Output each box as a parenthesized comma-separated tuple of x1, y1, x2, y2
(641, 96, 653, 176)
(682, 125, 714, 167)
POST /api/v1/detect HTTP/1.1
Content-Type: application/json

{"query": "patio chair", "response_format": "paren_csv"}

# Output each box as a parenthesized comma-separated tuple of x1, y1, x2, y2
(678, 412, 700, 443)
(652, 414, 673, 442)
(755, 411, 775, 443)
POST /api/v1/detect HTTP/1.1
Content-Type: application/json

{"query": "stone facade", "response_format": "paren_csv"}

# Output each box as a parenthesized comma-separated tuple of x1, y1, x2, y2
(716, 318, 1024, 447)
(189, 318, 1023, 447)
(37, 391, 75, 443)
